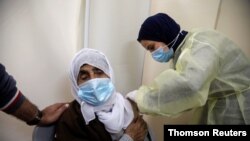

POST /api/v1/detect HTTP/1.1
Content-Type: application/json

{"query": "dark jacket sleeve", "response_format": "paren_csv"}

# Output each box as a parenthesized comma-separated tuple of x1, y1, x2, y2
(0, 63, 25, 113)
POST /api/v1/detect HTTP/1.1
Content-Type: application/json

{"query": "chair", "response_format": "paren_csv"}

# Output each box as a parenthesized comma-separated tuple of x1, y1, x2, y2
(32, 125, 55, 141)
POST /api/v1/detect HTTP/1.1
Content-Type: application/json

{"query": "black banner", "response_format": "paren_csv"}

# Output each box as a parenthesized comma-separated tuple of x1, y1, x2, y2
(164, 125, 250, 138)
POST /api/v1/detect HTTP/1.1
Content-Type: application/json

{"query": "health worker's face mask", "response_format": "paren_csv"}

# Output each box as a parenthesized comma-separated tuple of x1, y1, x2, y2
(151, 46, 174, 63)
(77, 78, 115, 106)
(151, 32, 180, 63)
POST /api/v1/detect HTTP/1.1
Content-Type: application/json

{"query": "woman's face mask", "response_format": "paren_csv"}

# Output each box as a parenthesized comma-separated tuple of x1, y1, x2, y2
(141, 32, 181, 63)
(151, 46, 174, 63)
(140, 40, 174, 63)
(77, 78, 115, 106)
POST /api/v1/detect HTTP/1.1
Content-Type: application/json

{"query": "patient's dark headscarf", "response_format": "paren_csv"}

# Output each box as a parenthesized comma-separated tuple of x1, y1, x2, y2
(137, 13, 181, 45)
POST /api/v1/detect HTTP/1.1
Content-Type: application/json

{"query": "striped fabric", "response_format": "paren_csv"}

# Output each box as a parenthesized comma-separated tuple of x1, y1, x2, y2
(0, 63, 25, 113)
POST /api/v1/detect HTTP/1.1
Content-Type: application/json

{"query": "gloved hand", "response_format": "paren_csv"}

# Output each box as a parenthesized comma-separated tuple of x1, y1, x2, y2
(126, 90, 137, 102)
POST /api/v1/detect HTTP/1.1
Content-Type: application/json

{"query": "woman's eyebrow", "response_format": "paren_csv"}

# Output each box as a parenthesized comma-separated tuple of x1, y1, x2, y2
(92, 67, 101, 71)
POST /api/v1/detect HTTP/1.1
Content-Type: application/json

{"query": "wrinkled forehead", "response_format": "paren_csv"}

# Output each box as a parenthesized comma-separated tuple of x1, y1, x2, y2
(72, 50, 110, 79)
(79, 61, 108, 74)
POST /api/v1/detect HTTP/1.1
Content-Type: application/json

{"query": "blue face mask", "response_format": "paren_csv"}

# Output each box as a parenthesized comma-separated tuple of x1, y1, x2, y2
(151, 47, 174, 63)
(77, 78, 115, 106)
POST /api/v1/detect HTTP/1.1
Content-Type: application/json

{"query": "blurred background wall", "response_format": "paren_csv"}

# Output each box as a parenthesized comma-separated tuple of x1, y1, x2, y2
(0, 0, 82, 140)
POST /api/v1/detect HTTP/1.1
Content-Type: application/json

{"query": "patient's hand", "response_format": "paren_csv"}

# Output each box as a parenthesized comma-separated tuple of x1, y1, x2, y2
(125, 115, 148, 141)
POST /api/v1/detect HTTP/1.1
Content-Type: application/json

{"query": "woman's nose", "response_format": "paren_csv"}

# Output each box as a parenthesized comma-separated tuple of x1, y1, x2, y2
(89, 72, 97, 79)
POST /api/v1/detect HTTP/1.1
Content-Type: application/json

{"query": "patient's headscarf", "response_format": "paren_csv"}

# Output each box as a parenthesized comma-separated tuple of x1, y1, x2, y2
(70, 48, 114, 102)
(69, 48, 134, 140)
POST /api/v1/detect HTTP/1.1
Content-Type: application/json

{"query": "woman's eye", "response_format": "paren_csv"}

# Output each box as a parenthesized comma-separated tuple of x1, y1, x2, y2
(97, 70, 104, 74)
(147, 46, 155, 52)
(80, 75, 88, 80)
(78, 72, 88, 80)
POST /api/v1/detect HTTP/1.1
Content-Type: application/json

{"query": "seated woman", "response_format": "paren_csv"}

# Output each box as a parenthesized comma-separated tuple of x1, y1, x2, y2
(54, 48, 151, 141)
